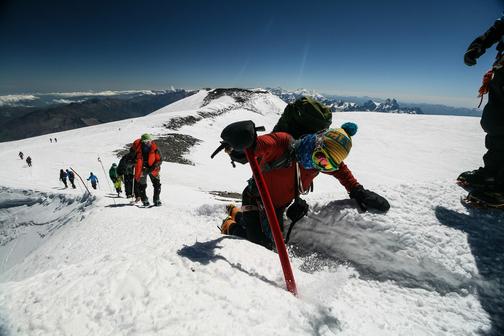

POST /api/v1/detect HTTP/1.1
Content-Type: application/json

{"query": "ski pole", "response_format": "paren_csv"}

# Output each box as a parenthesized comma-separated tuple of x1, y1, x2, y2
(132, 166, 136, 199)
(97, 156, 113, 193)
(245, 148, 298, 296)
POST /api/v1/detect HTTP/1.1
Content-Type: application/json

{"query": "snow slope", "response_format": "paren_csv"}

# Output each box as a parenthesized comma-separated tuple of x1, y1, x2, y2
(0, 89, 503, 336)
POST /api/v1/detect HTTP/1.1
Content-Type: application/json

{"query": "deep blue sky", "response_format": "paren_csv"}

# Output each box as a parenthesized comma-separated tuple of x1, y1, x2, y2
(1, 0, 503, 107)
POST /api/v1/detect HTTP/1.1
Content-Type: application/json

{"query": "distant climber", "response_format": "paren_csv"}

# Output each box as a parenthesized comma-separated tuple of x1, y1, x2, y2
(87, 172, 99, 190)
(26, 156, 32, 167)
(50, 138, 52, 143)
(129, 133, 162, 206)
(18, 151, 23, 160)
(59, 169, 68, 188)
(117, 151, 136, 198)
(66, 169, 76, 189)
(109, 163, 122, 196)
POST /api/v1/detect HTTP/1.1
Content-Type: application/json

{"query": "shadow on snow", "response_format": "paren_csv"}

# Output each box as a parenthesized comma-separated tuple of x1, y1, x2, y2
(177, 236, 281, 289)
(436, 205, 504, 336)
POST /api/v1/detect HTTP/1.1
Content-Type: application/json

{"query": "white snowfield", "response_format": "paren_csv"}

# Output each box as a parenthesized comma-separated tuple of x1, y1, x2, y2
(0, 89, 502, 336)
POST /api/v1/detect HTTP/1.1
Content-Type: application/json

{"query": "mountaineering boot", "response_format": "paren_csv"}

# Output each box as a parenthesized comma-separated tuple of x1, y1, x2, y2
(226, 203, 240, 221)
(142, 199, 150, 206)
(221, 216, 236, 235)
(220, 204, 245, 235)
(457, 167, 498, 189)
(154, 199, 162, 206)
(465, 189, 504, 208)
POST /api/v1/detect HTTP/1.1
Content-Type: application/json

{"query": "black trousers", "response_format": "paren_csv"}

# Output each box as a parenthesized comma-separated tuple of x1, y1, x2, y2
(124, 174, 134, 197)
(481, 67, 504, 184)
(232, 182, 285, 250)
(137, 173, 161, 202)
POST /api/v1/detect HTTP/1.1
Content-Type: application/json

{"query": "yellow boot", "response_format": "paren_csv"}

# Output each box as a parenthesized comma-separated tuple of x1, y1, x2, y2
(226, 204, 240, 221)
(221, 216, 236, 235)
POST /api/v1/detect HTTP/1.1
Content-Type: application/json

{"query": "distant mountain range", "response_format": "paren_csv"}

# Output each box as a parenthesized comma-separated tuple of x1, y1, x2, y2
(0, 90, 195, 142)
(266, 87, 481, 116)
(0, 87, 482, 142)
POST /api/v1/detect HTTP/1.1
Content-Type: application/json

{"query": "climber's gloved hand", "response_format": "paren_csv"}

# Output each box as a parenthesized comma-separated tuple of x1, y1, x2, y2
(464, 44, 484, 66)
(225, 147, 248, 164)
(349, 185, 390, 213)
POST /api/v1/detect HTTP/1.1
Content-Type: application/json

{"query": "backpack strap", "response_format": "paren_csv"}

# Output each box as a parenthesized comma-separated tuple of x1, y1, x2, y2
(261, 138, 298, 173)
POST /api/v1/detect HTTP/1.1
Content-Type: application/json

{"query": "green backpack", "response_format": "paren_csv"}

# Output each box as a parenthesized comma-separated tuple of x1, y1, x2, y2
(273, 96, 332, 139)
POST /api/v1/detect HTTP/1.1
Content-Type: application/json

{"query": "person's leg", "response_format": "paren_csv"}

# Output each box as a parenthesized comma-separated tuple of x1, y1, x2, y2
(137, 175, 148, 203)
(149, 173, 161, 205)
(114, 179, 122, 194)
(459, 69, 504, 188)
(124, 175, 133, 197)
(481, 68, 504, 189)
(483, 134, 504, 177)
(244, 210, 272, 248)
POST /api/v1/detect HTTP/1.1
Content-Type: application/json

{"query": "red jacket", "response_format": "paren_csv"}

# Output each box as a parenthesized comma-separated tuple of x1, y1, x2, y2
(254, 132, 360, 208)
(131, 139, 162, 181)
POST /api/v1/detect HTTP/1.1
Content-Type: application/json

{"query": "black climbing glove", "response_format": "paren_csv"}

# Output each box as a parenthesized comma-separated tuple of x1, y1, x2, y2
(226, 148, 248, 164)
(349, 185, 390, 213)
(464, 44, 484, 66)
(286, 197, 309, 223)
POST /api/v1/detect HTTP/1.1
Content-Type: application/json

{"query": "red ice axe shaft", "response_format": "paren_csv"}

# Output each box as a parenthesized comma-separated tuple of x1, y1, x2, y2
(245, 148, 298, 296)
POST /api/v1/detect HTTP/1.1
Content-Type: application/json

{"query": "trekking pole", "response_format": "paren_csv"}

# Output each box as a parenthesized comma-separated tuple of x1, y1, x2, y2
(70, 167, 91, 196)
(97, 156, 113, 193)
(245, 148, 298, 296)
(132, 166, 136, 199)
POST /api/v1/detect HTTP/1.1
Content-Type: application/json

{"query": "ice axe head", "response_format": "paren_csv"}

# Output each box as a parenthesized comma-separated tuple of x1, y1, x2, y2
(220, 120, 265, 150)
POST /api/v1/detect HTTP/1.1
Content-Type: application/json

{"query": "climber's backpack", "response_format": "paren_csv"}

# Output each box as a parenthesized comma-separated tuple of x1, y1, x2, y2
(273, 96, 332, 140)
(261, 96, 333, 172)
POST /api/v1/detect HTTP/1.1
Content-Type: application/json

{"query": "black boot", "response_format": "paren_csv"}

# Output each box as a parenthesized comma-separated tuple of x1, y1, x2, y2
(153, 184, 161, 206)
(466, 189, 504, 208)
(457, 167, 498, 190)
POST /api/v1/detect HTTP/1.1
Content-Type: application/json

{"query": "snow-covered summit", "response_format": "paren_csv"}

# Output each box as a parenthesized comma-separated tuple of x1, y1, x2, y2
(0, 92, 502, 335)
(152, 88, 285, 118)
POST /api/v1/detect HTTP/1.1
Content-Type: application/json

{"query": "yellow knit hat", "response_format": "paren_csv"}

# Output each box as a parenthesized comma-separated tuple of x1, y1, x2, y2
(320, 122, 357, 164)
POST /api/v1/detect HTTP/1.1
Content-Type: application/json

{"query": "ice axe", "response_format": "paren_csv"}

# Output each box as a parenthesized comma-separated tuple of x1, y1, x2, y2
(213, 120, 298, 296)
